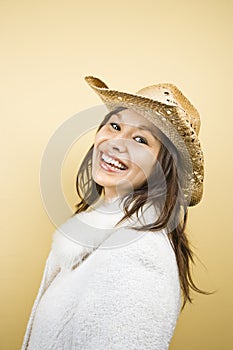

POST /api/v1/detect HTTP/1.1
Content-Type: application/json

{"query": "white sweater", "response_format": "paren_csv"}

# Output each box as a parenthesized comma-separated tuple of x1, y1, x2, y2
(21, 198, 181, 350)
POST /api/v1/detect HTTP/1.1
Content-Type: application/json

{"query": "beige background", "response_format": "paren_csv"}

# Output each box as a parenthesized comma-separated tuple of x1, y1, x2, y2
(1, 0, 233, 349)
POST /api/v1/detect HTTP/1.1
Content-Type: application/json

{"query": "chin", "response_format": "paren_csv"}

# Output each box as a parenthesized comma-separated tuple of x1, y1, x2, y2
(92, 171, 110, 187)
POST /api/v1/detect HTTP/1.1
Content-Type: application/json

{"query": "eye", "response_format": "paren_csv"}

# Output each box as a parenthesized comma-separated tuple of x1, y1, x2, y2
(109, 122, 148, 145)
(110, 122, 121, 131)
(134, 136, 148, 145)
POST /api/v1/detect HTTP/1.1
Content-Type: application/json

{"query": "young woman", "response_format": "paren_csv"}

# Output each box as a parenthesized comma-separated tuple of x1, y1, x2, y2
(21, 76, 208, 350)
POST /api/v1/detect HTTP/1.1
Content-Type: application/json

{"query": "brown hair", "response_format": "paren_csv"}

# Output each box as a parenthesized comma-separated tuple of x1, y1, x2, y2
(73, 106, 211, 310)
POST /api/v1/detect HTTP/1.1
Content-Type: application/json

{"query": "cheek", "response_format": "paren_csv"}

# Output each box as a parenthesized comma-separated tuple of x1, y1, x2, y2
(130, 147, 158, 177)
(93, 131, 103, 147)
(94, 127, 112, 144)
(92, 132, 104, 165)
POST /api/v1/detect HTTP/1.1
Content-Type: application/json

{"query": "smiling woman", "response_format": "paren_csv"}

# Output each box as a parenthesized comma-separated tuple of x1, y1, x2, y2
(21, 77, 210, 350)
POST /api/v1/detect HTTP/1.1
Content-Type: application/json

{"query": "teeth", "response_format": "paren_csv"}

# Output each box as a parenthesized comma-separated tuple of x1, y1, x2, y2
(101, 153, 127, 170)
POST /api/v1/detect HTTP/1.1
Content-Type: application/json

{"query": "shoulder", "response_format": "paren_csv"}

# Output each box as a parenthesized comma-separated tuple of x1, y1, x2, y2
(130, 230, 178, 269)
(133, 231, 181, 305)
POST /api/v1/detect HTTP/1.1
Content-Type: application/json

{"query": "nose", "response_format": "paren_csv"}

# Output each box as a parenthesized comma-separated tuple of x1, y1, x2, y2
(108, 138, 127, 153)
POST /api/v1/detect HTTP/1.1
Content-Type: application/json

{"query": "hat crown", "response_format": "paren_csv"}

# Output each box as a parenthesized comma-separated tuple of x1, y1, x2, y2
(136, 83, 201, 135)
(136, 85, 179, 107)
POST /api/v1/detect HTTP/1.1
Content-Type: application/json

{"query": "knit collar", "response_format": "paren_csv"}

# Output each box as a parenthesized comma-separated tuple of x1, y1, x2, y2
(73, 193, 160, 235)
(52, 195, 162, 269)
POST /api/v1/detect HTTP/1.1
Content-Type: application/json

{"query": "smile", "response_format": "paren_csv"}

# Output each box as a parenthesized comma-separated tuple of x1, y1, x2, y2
(100, 152, 128, 171)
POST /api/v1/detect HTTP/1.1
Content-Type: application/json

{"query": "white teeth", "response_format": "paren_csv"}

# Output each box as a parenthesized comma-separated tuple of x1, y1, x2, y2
(101, 153, 126, 170)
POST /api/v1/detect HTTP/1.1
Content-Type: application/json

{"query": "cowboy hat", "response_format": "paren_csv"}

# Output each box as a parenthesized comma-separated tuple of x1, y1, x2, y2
(84, 76, 204, 206)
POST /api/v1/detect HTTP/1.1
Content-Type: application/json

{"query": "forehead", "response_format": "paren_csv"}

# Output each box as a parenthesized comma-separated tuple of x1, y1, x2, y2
(110, 108, 155, 130)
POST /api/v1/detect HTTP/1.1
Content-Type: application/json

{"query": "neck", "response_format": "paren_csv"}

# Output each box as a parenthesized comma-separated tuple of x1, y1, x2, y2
(103, 195, 121, 204)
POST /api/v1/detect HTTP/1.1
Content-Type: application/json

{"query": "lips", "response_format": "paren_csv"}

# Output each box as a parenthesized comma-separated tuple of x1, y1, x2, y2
(99, 151, 128, 172)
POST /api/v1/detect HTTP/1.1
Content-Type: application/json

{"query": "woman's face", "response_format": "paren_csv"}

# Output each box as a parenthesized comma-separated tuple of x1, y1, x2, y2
(92, 109, 161, 201)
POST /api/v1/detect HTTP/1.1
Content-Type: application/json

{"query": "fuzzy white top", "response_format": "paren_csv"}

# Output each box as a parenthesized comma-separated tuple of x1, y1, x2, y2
(21, 198, 181, 350)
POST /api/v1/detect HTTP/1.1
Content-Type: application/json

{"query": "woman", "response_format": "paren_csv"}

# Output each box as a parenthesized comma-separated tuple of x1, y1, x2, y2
(21, 76, 208, 350)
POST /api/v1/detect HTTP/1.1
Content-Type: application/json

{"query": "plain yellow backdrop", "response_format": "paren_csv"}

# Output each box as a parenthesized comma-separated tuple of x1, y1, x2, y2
(1, 0, 233, 349)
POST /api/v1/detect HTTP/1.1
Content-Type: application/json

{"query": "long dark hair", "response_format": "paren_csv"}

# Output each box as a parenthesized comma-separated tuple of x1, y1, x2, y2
(73, 106, 211, 310)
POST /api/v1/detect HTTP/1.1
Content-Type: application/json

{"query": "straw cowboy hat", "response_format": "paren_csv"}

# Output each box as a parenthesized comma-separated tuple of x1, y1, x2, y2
(85, 76, 204, 206)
